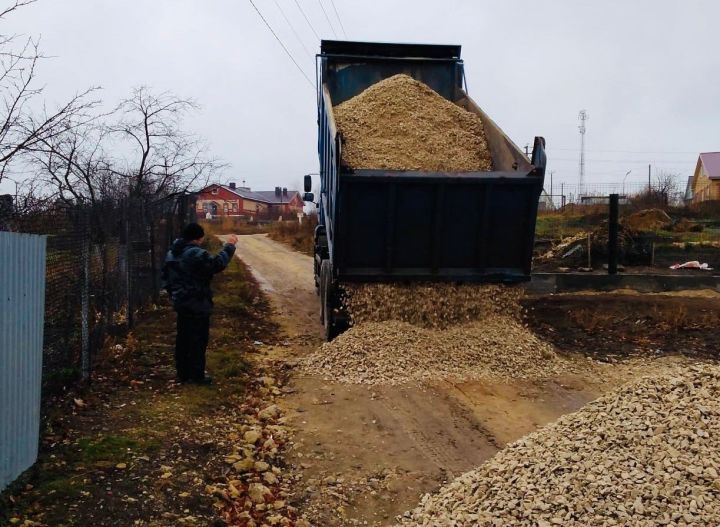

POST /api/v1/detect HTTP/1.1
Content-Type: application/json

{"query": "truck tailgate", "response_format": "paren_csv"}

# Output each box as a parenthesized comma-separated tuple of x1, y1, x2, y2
(335, 170, 542, 282)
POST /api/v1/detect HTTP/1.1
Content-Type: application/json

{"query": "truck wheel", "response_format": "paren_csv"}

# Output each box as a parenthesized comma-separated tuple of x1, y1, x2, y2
(319, 260, 327, 323)
(320, 260, 340, 341)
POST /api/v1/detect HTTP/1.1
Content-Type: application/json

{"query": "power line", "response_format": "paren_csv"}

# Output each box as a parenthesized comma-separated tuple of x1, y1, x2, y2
(550, 148, 697, 155)
(551, 158, 693, 164)
(247, 0, 315, 89)
(293, 0, 321, 41)
(328, 0, 347, 37)
(271, 0, 313, 58)
(317, 0, 338, 38)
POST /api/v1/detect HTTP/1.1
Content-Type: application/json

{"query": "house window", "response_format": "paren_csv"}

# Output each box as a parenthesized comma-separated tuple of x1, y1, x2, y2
(203, 203, 209, 212)
(232, 203, 238, 211)
(211, 187, 218, 195)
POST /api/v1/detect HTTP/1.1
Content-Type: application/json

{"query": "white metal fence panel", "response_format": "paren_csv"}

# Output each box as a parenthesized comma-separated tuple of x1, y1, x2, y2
(0, 231, 46, 491)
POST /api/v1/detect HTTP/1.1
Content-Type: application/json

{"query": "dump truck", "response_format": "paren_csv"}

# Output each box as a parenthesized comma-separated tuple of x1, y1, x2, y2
(304, 40, 546, 340)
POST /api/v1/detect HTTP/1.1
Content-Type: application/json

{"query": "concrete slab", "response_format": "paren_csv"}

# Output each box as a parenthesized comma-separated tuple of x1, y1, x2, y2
(526, 273, 720, 294)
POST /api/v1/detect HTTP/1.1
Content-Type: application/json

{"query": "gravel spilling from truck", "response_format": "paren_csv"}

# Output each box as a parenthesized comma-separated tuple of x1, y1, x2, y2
(303, 316, 560, 385)
(333, 74, 493, 172)
(343, 283, 523, 329)
(398, 365, 720, 526)
(302, 284, 563, 385)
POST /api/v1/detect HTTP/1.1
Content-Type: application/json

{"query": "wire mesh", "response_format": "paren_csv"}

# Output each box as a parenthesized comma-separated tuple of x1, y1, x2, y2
(0, 194, 196, 392)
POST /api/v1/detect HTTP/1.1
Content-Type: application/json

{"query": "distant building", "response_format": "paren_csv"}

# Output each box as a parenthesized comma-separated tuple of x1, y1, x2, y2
(690, 152, 720, 203)
(684, 176, 694, 204)
(196, 182, 303, 219)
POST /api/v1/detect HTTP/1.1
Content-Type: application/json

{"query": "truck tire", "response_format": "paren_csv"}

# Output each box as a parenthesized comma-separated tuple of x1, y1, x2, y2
(320, 260, 340, 341)
(319, 259, 327, 323)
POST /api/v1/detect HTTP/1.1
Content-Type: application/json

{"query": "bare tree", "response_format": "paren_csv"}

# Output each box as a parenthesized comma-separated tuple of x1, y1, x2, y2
(629, 170, 682, 210)
(0, 0, 99, 181)
(111, 87, 222, 199)
(0, 1, 35, 22)
(29, 119, 118, 207)
(655, 170, 681, 197)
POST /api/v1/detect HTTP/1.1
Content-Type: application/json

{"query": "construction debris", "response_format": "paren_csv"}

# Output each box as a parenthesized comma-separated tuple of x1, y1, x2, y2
(333, 74, 493, 172)
(670, 260, 713, 271)
(398, 365, 720, 526)
(540, 232, 589, 260)
(302, 316, 561, 385)
(343, 283, 523, 329)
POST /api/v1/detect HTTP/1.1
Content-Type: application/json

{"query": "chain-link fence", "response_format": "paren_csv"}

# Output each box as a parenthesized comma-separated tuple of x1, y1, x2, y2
(544, 182, 685, 209)
(0, 194, 196, 392)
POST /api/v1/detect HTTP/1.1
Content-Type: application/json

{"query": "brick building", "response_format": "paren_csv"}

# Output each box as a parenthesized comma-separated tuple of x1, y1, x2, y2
(196, 183, 303, 219)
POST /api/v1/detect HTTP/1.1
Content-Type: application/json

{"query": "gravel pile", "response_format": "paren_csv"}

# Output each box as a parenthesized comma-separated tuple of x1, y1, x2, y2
(334, 74, 492, 172)
(303, 316, 560, 385)
(399, 365, 720, 526)
(343, 283, 523, 329)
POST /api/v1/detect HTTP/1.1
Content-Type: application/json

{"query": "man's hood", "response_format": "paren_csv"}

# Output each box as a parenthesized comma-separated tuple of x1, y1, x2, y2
(171, 238, 192, 256)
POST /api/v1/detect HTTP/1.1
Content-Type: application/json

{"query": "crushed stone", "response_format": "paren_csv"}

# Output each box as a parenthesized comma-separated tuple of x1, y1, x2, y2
(343, 283, 524, 329)
(333, 74, 492, 172)
(302, 316, 561, 386)
(398, 364, 720, 526)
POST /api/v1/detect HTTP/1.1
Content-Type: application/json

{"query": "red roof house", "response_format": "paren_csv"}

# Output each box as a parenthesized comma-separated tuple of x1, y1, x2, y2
(196, 183, 303, 219)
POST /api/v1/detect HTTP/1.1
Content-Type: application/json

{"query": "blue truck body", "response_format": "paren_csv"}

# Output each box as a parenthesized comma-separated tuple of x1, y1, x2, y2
(311, 40, 546, 338)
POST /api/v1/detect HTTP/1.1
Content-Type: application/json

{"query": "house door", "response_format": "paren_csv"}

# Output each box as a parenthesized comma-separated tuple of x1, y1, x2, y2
(211, 202, 218, 216)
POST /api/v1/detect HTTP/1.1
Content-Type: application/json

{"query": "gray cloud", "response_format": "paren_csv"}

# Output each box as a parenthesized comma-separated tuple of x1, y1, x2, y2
(2, 0, 718, 195)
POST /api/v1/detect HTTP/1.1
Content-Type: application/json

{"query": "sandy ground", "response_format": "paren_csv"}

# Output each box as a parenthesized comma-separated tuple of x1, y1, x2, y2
(228, 233, 697, 526)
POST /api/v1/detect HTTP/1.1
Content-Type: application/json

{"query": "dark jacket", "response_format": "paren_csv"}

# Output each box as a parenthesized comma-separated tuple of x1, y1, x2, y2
(161, 238, 236, 315)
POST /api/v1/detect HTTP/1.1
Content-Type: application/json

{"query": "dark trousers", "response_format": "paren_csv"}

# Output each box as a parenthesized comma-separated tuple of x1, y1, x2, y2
(175, 311, 210, 381)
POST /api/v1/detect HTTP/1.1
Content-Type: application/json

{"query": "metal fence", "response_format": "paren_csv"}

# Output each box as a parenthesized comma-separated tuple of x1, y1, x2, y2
(0, 194, 196, 392)
(543, 182, 685, 209)
(0, 232, 46, 491)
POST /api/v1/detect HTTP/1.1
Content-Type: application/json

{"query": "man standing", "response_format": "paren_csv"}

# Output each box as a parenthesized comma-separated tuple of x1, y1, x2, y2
(162, 223, 238, 384)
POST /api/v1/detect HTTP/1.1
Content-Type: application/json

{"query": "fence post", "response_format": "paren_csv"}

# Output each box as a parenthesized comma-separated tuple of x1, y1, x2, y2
(125, 197, 133, 329)
(80, 220, 91, 382)
(147, 200, 160, 305)
(608, 194, 619, 275)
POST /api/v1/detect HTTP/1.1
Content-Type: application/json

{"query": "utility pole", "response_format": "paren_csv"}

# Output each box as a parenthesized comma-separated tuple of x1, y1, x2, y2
(524, 144, 530, 157)
(648, 164, 652, 193)
(550, 171, 554, 208)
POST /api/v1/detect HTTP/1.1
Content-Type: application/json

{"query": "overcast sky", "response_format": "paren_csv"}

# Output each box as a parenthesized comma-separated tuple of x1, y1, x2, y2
(2, 0, 719, 196)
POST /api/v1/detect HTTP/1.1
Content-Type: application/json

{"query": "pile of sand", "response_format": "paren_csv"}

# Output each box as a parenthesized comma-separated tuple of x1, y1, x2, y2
(333, 74, 492, 172)
(622, 209, 671, 231)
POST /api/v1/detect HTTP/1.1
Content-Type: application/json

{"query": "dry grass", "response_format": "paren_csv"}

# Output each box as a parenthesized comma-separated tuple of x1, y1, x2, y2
(199, 217, 269, 236)
(570, 304, 720, 334)
(267, 215, 317, 256)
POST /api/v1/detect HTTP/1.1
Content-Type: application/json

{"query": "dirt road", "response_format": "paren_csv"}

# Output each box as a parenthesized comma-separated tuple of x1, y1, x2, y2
(230, 234, 690, 526)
